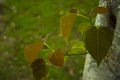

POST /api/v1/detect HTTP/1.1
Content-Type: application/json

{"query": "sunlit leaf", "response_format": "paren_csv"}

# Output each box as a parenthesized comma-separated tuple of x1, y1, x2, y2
(70, 40, 86, 54)
(84, 26, 113, 65)
(31, 58, 49, 80)
(92, 7, 108, 14)
(24, 35, 48, 62)
(60, 13, 76, 42)
(48, 49, 64, 67)
(79, 23, 91, 35)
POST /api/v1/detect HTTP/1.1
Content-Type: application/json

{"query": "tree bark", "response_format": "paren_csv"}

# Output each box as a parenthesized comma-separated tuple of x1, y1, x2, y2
(83, 0, 120, 80)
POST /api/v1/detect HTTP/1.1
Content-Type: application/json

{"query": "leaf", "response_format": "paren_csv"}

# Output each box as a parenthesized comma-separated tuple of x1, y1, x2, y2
(60, 13, 76, 42)
(31, 58, 49, 80)
(79, 23, 91, 34)
(84, 26, 114, 65)
(48, 49, 64, 67)
(24, 35, 48, 62)
(69, 8, 79, 13)
(41, 76, 48, 80)
(92, 7, 108, 14)
(70, 40, 86, 54)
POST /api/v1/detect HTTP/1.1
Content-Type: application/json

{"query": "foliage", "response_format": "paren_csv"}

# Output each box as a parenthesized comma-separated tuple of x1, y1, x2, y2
(84, 26, 113, 65)
(92, 7, 108, 14)
(24, 6, 113, 80)
(31, 58, 49, 80)
(60, 13, 77, 42)
(48, 49, 64, 67)
(24, 35, 48, 62)
(0, 0, 100, 80)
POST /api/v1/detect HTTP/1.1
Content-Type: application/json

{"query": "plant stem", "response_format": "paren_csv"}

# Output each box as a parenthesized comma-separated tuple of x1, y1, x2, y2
(77, 14, 89, 19)
(64, 52, 87, 56)
(44, 42, 55, 52)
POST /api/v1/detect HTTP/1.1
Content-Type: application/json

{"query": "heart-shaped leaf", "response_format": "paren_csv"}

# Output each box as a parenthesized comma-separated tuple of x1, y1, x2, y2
(31, 58, 49, 80)
(84, 26, 113, 65)
(24, 42, 44, 62)
(60, 13, 76, 42)
(24, 35, 48, 62)
(48, 49, 64, 67)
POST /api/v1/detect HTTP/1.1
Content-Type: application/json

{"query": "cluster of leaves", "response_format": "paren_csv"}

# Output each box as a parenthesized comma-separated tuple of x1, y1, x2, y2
(24, 6, 113, 80)
(60, 7, 113, 65)
(24, 34, 64, 80)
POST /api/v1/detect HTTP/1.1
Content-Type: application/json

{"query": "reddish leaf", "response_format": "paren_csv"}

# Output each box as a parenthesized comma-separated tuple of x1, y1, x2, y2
(60, 13, 76, 42)
(69, 8, 79, 13)
(31, 58, 45, 69)
(92, 7, 108, 14)
(24, 35, 48, 62)
(48, 49, 64, 67)
(24, 41, 44, 62)
(31, 58, 49, 80)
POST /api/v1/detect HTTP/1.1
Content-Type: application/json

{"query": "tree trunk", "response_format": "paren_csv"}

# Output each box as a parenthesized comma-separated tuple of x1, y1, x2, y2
(83, 0, 120, 80)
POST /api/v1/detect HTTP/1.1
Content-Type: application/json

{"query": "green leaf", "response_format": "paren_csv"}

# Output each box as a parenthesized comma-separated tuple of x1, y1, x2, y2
(84, 26, 114, 65)
(79, 23, 91, 35)
(70, 40, 86, 54)
(31, 58, 49, 80)
(60, 13, 76, 42)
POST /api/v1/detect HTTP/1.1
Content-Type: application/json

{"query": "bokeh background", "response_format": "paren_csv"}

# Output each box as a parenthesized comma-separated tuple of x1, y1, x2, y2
(0, 0, 98, 80)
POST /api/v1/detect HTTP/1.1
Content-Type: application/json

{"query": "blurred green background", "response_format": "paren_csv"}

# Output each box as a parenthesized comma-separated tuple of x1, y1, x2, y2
(0, 0, 98, 80)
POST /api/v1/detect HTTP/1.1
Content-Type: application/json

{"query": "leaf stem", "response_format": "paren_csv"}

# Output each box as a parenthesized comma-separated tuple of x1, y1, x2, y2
(77, 14, 89, 19)
(64, 52, 87, 56)
(44, 42, 55, 52)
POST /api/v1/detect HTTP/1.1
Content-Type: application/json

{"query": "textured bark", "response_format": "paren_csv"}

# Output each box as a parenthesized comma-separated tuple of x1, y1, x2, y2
(83, 0, 120, 80)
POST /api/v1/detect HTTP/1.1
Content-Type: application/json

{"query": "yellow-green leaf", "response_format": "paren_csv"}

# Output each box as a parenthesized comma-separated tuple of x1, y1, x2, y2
(79, 23, 91, 34)
(31, 58, 49, 80)
(92, 7, 108, 14)
(48, 49, 64, 67)
(70, 40, 86, 54)
(60, 13, 76, 42)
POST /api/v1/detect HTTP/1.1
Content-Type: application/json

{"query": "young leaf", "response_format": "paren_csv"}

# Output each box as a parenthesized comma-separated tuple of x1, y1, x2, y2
(48, 49, 64, 67)
(60, 13, 76, 42)
(31, 58, 49, 80)
(84, 26, 113, 65)
(79, 23, 91, 35)
(92, 7, 108, 14)
(24, 35, 48, 62)
(70, 40, 86, 54)
(69, 8, 79, 14)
